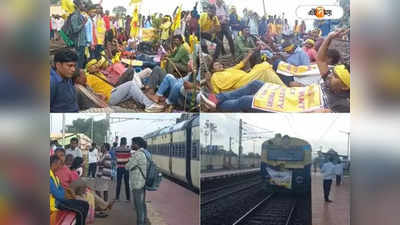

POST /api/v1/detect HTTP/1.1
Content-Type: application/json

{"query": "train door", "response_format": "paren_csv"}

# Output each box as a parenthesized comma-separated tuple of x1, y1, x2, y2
(185, 122, 193, 187)
(169, 133, 173, 175)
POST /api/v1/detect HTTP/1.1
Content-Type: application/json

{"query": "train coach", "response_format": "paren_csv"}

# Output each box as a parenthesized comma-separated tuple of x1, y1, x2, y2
(260, 133, 312, 194)
(144, 115, 200, 191)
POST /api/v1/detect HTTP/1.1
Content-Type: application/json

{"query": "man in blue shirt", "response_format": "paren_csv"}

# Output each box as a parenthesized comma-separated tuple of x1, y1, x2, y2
(50, 49, 79, 112)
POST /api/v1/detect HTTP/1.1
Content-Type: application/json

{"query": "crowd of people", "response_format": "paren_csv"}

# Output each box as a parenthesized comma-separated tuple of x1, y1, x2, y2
(50, 0, 201, 113)
(50, 136, 152, 225)
(199, 0, 350, 113)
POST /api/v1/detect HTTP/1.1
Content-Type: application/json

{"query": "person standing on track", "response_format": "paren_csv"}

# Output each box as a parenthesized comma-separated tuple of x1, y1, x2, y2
(321, 157, 336, 202)
(115, 137, 131, 202)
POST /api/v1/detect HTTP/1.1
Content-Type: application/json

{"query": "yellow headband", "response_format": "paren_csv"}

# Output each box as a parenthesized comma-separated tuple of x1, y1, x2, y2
(305, 39, 315, 45)
(334, 65, 350, 88)
(86, 59, 98, 70)
(284, 44, 295, 52)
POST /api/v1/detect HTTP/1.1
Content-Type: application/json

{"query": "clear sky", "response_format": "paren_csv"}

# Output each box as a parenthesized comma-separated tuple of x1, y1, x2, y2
(50, 113, 182, 142)
(200, 114, 350, 157)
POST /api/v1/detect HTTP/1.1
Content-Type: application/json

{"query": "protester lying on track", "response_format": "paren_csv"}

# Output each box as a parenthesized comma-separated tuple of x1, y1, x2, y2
(75, 63, 164, 112)
(204, 48, 286, 94)
(201, 30, 350, 113)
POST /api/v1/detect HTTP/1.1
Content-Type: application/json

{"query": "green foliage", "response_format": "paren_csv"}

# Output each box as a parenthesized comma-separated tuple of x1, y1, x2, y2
(65, 118, 109, 145)
(112, 6, 127, 18)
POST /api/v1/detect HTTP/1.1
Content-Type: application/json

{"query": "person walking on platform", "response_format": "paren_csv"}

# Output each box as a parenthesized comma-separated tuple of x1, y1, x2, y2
(115, 137, 131, 202)
(125, 137, 150, 225)
(335, 160, 344, 186)
(321, 157, 335, 202)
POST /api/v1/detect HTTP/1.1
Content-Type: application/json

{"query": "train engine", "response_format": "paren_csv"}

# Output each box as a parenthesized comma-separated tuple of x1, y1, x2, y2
(260, 134, 312, 194)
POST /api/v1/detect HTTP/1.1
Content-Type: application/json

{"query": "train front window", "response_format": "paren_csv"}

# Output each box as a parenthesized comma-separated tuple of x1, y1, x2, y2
(267, 148, 305, 161)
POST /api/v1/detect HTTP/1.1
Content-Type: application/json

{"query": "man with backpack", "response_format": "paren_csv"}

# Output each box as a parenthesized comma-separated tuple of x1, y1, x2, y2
(125, 137, 152, 225)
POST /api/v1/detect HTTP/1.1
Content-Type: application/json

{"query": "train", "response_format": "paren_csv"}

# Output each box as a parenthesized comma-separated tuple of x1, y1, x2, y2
(260, 133, 312, 194)
(144, 115, 200, 191)
(261, 133, 312, 225)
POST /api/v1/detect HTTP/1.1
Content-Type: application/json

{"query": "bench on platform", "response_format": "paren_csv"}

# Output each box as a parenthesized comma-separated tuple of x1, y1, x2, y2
(50, 210, 76, 225)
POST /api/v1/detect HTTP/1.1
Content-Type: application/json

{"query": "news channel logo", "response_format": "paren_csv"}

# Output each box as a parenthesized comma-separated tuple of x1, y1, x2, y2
(296, 5, 344, 20)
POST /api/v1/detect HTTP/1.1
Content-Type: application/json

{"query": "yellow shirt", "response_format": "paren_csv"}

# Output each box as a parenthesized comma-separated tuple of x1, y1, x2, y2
(86, 73, 113, 102)
(211, 62, 286, 94)
(199, 13, 220, 33)
(96, 16, 106, 45)
(160, 20, 171, 40)
(50, 170, 60, 213)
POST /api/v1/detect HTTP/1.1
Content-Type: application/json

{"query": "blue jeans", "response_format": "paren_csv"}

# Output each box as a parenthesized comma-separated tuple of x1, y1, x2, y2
(136, 54, 159, 68)
(216, 80, 265, 112)
(132, 189, 147, 225)
(156, 74, 185, 106)
(76, 46, 86, 69)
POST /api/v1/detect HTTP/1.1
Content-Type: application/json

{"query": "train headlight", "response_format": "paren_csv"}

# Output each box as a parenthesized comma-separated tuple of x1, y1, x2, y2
(296, 176, 304, 184)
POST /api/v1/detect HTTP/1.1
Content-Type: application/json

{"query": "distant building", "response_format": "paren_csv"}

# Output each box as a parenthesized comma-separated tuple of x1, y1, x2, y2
(50, 133, 92, 153)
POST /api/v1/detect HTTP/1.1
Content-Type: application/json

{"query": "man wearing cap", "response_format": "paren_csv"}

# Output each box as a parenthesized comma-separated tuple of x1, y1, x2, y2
(302, 39, 317, 63)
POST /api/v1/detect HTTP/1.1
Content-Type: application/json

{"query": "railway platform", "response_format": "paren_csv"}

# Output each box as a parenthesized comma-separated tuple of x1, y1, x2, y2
(83, 177, 199, 225)
(201, 168, 259, 181)
(312, 172, 350, 225)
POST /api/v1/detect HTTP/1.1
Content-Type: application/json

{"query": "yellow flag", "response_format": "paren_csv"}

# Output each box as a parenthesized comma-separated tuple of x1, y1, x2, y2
(171, 5, 182, 32)
(61, 0, 75, 15)
(130, 6, 139, 38)
(130, 0, 142, 5)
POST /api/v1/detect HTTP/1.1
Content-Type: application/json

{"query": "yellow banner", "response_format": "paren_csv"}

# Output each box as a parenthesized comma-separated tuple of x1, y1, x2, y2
(252, 83, 323, 112)
(130, 0, 142, 4)
(277, 61, 320, 76)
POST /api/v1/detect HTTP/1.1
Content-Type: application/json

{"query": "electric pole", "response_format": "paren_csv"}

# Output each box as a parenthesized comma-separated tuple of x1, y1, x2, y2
(340, 131, 350, 159)
(262, 0, 266, 17)
(239, 119, 243, 169)
(229, 136, 233, 152)
(62, 113, 65, 147)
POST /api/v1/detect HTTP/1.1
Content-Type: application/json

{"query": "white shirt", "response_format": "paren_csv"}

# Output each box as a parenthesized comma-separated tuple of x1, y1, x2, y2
(88, 148, 99, 164)
(321, 162, 336, 180)
(56, 18, 64, 31)
(335, 163, 344, 175)
(66, 147, 83, 159)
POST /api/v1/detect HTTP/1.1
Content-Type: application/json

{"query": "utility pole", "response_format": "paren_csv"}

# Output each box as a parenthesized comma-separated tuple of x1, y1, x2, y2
(229, 136, 233, 152)
(340, 131, 350, 159)
(262, 0, 266, 17)
(239, 119, 243, 169)
(62, 113, 65, 148)
(91, 117, 94, 142)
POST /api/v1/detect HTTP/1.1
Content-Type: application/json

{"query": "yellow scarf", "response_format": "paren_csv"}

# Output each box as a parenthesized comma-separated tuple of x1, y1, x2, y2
(49, 170, 60, 212)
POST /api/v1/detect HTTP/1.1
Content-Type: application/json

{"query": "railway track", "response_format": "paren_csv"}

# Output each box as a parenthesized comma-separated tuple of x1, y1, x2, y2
(201, 180, 263, 206)
(232, 193, 297, 225)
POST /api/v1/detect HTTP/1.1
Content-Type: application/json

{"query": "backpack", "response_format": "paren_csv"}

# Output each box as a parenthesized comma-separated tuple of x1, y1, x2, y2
(131, 150, 162, 191)
(61, 12, 85, 47)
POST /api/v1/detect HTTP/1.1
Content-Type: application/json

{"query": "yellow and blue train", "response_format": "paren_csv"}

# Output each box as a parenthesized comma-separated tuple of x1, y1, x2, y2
(260, 133, 312, 194)
(144, 115, 200, 191)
